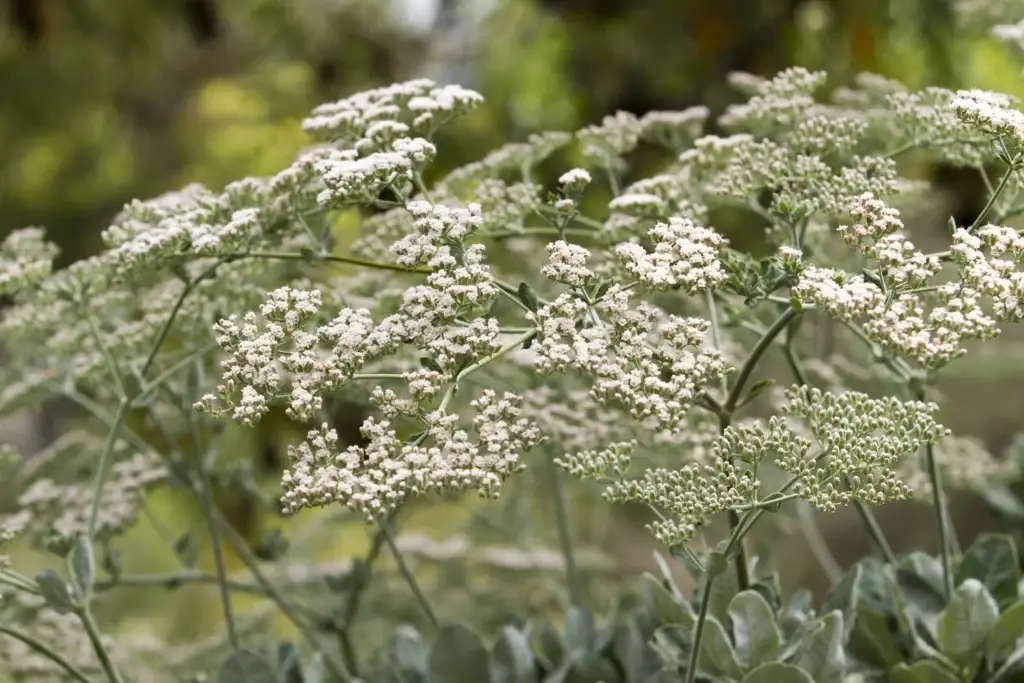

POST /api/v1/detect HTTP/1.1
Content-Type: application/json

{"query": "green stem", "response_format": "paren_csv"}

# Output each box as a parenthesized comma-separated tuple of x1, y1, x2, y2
(211, 508, 353, 682)
(685, 572, 714, 683)
(95, 572, 266, 595)
(337, 514, 394, 676)
(195, 464, 240, 650)
(545, 451, 583, 605)
(0, 625, 93, 683)
(796, 502, 842, 584)
(378, 520, 440, 628)
(76, 606, 125, 683)
(86, 397, 130, 540)
(970, 158, 1018, 233)
(922, 437, 956, 598)
(724, 307, 798, 413)
(852, 500, 898, 565)
(239, 250, 430, 275)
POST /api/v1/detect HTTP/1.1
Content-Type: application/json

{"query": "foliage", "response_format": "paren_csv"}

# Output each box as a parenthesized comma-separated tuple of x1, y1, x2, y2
(8, 1, 1024, 682)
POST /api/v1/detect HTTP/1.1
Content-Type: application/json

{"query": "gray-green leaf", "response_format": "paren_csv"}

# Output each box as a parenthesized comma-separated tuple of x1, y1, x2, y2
(380, 625, 428, 683)
(728, 590, 780, 670)
(491, 626, 537, 683)
(889, 661, 961, 683)
(218, 649, 276, 683)
(794, 611, 844, 683)
(642, 573, 694, 628)
(938, 578, 999, 667)
(987, 601, 1024, 660)
(70, 534, 95, 603)
(957, 535, 1021, 609)
(697, 615, 742, 680)
(740, 662, 814, 683)
(35, 570, 74, 613)
(428, 625, 490, 683)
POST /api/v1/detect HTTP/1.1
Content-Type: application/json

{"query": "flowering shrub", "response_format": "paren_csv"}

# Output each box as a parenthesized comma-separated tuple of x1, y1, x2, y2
(9, 6, 1024, 683)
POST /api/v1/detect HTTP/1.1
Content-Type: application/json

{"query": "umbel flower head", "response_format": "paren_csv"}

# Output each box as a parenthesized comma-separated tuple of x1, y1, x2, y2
(585, 385, 946, 549)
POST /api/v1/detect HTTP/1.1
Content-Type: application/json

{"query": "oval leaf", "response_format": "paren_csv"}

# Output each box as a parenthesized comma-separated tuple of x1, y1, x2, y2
(642, 573, 694, 628)
(741, 662, 814, 683)
(794, 611, 844, 683)
(428, 625, 490, 683)
(728, 590, 781, 669)
(988, 601, 1024, 660)
(35, 570, 74, 613)
(218, 649, 276, 683)
(957, 535, 1021, 609)
(70, 534, 95, 602)
(890, 660, 961, 683)
(938, 578, 999, 666)
(697, 615, 742, 680)
(564, 606, 595, 653)
(380, 625, 428, 683)
(491, 626, 537, 683)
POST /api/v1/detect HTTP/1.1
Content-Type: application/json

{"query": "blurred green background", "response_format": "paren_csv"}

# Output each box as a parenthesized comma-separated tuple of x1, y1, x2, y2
(4, 0, 1024, 659)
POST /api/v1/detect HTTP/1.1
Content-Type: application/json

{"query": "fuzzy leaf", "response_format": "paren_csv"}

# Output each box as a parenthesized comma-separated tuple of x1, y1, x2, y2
(70, 534, 95, 602)
(794, 610, 844, 683)
(740, 662, 814, 683)
(957, 535, 1020, 609)
(491, 626, 537, 683)
(35, 570, 74, 613)
(642, 573, 694, 628)
(697, 615, 743, 680)
(938, 578, 999, 667)
(889, 660, 961, 683)
(729, 590, 781, 669)
(379, 625, 428, 683)
(218, 650, 276, 683)
(428, 626, 490, 683)
(987, 601, 1024, 660)
(564, 606, 596, 654)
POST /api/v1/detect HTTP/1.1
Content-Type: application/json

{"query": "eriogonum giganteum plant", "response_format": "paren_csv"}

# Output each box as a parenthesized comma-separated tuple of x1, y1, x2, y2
(8, 8, 1024, 680)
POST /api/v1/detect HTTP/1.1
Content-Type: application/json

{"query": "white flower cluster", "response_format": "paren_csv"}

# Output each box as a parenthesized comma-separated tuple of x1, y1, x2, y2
(313, 139, 437, 207)
(793, 194, 1003, 368)
(15, 451, 166, 539)
(302, 79, 483, 144)
(529, 286, 730, 431)
(280, 390, 543, 517)
(0, 227, 58, 296)
(952, 223, 1024, 321)
(577, 111, 643, 166)
(542, 240, 596, 287)
(616, 216, 728, 292)
(721, 67, 828, 132)
(951, 89, 1024, 147)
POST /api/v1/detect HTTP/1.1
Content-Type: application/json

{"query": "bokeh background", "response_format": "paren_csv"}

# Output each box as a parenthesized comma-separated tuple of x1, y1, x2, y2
(4, 0, 1024, 659)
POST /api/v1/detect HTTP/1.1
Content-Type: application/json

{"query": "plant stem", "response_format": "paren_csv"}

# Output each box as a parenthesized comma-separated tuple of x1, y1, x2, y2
(76, 606, 125, 683)
(796, 502, 842, 584)
(685, 571, 714, 683)
(95, 571, 266, 594)
(922, 437, 956, 598)
(852, 500, 897, 565)
(724, 306, 798, 413)
(86, 397, 130, 540)
(337, 515, 393, 676)
(545, 451, 583, 605)
(195, 464, 240, 650)
(211, 508, 352, 682)
(970, 158, 1018, 232)
(0, 625, 93, 683)
(377, 520, 440, 628)
(239, 250, 430, 275)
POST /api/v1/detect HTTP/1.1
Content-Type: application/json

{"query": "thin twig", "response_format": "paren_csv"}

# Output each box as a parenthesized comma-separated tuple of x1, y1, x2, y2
(0, 625, 93, 683)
